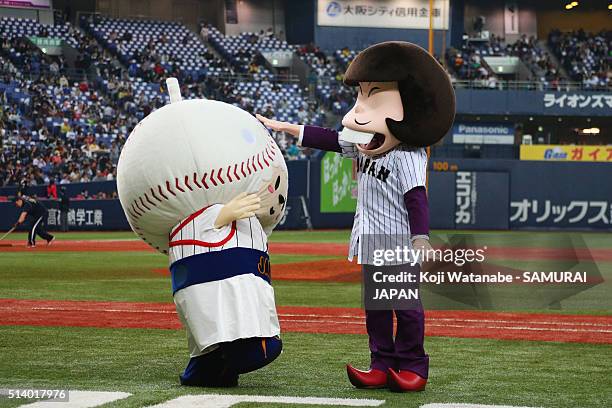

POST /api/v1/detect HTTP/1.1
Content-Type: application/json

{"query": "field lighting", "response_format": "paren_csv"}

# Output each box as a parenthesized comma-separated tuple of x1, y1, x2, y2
(582, 128, 600, 134)
(565, 1, 578, 9)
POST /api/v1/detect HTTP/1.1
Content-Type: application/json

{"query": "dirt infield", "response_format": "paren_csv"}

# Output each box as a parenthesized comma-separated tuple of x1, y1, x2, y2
(3, 239, 611, 262)
(0, 239, 153, 252)
(1, 298, 610, 344)
(273, 259, 360, 281)
(0, 240, 346, 255)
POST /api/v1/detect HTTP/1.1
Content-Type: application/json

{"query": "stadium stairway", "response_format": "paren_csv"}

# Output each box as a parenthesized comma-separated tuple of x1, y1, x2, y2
(536, 39, 570, 80)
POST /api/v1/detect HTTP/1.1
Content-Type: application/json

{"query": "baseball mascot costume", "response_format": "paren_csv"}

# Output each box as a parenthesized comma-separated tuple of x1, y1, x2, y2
(117, 78, 288, 387)
(258, 42, 455, 392)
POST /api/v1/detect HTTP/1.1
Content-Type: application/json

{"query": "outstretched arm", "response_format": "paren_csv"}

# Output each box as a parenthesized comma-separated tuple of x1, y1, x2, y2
(15, 211, 27, 226)
(255, 115, 301, 138)
(256, 115, 341, 153)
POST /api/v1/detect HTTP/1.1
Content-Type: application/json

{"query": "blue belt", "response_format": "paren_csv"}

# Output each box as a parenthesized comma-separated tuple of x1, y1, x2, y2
(170, 247, 271, 295)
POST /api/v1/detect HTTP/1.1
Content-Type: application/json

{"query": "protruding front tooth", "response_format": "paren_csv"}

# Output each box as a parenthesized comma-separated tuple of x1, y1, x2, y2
(339, 128, 375, 144)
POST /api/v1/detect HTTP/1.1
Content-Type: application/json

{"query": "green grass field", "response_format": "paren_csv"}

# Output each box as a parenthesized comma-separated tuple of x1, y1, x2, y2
(0, 230, 610, 408)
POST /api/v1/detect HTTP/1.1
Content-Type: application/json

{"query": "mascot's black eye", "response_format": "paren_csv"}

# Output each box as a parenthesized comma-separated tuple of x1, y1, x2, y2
(269, 207, 275, 215)
(275, 176, 281, 190)
(279, 195, 285, 205)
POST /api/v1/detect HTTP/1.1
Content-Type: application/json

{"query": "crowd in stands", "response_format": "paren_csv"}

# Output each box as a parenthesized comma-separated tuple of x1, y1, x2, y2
(548, 29, 610, 89)
(445, 33, 568, 89)
(446, 31, 611, 90)
(206, 24, 289, 78)
(447, 46, 492, 83)
(504, 35, 561, 86)
(1, 16, 326, 188)
(1, 14, 610, 190)
(297, 43, 337, 78)
(0, 22, 135, 188)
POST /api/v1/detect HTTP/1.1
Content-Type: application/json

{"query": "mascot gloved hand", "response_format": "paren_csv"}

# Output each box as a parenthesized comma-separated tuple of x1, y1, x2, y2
(258, 42, 455, 392)
(117, 78, 288, 387)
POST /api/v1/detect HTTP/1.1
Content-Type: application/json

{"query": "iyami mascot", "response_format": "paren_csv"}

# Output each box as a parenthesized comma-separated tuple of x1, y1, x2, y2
(258, 42, 455, 392)
(117, 78, 288, 387)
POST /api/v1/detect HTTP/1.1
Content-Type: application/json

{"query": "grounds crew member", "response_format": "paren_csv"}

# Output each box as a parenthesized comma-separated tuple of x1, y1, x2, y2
(14, 195, 55, 248)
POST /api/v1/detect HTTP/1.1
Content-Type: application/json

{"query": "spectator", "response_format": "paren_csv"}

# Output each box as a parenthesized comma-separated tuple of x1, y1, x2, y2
(46, 179, 58, 199)
(200, 25, 209, 42)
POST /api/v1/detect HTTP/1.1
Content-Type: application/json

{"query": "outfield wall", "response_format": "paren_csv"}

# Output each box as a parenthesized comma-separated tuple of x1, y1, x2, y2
(308, 156, 612, 231)
(0, 159, 610, 231)
(454, 89, 612, 117)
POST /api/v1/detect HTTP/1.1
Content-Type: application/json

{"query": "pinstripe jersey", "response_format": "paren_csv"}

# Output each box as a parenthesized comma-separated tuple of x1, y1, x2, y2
(168, 204, 279, 357)
(338, 140, 428, 265)
(169, 204, 268, 264)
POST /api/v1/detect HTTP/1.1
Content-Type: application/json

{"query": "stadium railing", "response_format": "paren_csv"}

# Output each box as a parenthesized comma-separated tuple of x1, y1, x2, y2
(316, 76, 609, 92)
(203, 72, 301, 84)
(451, 79, 609, 92)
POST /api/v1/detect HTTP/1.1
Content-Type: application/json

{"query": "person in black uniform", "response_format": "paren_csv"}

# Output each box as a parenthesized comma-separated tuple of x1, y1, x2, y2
(14, 196, 55, 248)
(58, 187, 70, 232)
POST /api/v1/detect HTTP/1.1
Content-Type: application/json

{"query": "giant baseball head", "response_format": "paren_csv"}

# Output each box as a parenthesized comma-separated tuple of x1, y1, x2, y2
(117, 78, 288, 254)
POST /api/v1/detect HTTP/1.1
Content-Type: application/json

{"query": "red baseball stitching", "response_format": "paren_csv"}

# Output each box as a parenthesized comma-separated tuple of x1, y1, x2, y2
(201, 172, 209, 189)
(133, 201, 145, 215)
(158, 185, 169, 200)
(127, 139, 278, 223)
(217, 168, 225, 184)
(139, 196, 151, 211)
(144, 193, 156, 207)
(150, 188, 162, 203)
(166, 181, 176, 196)
(210, 169, 218, 187)
(175, 178, 185, 193)
(193, 172, 202, 188)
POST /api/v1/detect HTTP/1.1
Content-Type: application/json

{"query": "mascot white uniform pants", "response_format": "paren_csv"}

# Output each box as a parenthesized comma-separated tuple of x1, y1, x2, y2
(169, 204, 281, 386)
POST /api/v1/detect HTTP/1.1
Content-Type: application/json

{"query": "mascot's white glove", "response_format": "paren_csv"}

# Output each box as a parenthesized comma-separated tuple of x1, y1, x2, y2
(412, 236, 433, 266)
(214, 192, 261, 229)
(255, 114, 301, 137)
(412, 237, 432, 252)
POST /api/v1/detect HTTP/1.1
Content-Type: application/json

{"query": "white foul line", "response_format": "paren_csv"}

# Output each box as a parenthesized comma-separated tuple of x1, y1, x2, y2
(420, 404, 541, 408)
(147, 394, 385, 408)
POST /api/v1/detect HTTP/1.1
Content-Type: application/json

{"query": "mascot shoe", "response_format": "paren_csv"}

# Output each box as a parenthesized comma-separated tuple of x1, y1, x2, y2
(346, 365, 387, 389)
(387, 368, 427, 392)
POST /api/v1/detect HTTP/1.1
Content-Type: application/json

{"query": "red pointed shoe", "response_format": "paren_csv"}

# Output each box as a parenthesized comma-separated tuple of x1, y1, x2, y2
(346, 365, 387, 389)
(387, 368, 427, 392)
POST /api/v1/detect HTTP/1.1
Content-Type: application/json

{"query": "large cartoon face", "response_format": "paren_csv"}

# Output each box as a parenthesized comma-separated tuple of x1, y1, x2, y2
(255, 162, 288, 235)
(341, 81, 403, 156)
(117, 99, 288, 254)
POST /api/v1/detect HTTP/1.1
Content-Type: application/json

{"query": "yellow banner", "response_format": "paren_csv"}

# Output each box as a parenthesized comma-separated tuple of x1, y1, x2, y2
(520, 145, 612, 162)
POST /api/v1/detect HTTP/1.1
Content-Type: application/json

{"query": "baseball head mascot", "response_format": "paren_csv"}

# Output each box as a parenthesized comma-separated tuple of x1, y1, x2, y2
(258, 41, 455, 392)
(118, 78, 288, 387)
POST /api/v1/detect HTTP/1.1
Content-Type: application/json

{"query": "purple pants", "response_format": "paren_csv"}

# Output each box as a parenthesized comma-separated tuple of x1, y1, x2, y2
(365, 307, 429, 378)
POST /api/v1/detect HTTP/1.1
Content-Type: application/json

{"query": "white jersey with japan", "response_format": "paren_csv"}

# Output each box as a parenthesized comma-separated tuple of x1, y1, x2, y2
(169, 204, 280, 357)
(338, 139, 428, 265)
